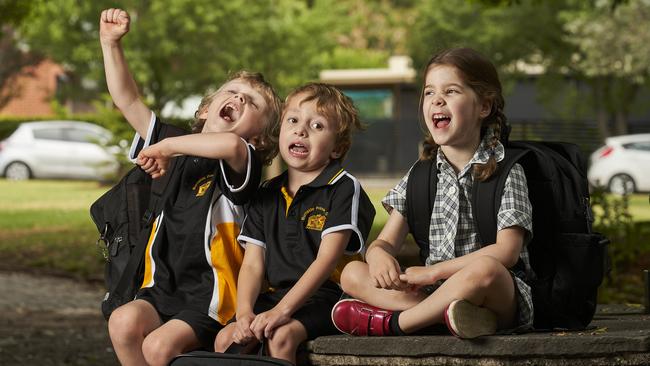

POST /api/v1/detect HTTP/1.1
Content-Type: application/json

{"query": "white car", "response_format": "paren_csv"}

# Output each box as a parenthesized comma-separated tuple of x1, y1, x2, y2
(588, 133, 650, 194)
(0, 121, 120, 181)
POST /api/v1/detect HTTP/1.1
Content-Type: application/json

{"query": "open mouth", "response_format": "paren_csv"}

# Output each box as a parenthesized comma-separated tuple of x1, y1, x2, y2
(432, 113, 451, 128)
(289, 142, 308, 156)
(219, 103, 239, 122)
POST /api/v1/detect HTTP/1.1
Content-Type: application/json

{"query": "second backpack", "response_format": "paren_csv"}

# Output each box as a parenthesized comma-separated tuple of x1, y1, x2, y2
(406, 140, 609, 330)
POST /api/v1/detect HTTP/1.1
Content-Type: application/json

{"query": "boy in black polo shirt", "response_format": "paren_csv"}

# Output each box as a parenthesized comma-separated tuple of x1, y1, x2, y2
(214, 83, 375, 364)
(100, 8, 282, 366)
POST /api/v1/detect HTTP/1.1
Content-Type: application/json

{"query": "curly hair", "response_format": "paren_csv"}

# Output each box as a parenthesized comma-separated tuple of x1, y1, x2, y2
(268, 82, 364, 161)
(418, 48, 507, 182)
(190, 71, 282, 165)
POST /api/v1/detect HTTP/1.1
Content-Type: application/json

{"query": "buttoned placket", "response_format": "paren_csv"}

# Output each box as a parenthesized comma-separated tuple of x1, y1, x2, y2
(283, 186, 305, 243)
(430, 160, 460, 263)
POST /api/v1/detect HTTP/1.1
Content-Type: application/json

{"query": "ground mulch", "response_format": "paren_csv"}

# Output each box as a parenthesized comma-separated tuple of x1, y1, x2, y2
(0, 271, 117, 366)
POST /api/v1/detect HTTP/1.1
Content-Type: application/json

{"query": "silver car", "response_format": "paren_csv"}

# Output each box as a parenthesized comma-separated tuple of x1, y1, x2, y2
(0, 121, 119, 180)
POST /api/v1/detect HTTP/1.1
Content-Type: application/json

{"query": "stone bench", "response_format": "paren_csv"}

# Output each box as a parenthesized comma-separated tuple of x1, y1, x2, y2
(301, 305, 650, 366)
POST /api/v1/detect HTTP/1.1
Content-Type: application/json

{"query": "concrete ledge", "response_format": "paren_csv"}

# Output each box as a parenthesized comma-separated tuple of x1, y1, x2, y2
(304, 305, 650, 366)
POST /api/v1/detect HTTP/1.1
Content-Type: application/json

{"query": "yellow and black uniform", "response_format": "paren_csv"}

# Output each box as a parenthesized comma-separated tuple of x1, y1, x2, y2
(238, 160, 375, 339)
(130, 113, 261, 348)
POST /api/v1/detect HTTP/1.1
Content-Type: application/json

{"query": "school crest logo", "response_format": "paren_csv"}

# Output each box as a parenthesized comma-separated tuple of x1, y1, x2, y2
(302, 206, 328, 231)
(306, 214, 326, 231)
(193, 174, 214, 197)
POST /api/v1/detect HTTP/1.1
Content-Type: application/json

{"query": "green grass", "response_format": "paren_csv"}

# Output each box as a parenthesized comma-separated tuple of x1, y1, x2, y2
(0, 180, 108, 279)
(1, 179, 649, 304)
(629, 194, 650, 221)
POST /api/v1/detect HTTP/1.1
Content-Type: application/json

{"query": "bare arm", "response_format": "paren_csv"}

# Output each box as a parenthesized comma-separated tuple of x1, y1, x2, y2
(232, 243, 265, 345)
(99, 8, 151, 137)
(249, 230, 351, 339)
(136, 132, 249, 178)
(363, 209, 410, 290)
(400, 226, 526, 285)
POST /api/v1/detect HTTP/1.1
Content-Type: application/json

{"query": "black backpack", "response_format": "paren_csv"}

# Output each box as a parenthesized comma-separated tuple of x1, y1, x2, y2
(406, 140, 609, 330)
(90, 124, 185, 320)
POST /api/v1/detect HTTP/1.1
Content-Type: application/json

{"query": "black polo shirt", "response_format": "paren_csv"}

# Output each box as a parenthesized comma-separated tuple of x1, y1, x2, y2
(238, 160, 375, 292)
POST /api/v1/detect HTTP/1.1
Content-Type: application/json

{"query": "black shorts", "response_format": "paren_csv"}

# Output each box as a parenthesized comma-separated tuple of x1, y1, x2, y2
(138, 295, 223, 350)
(254, 286, 341, 340)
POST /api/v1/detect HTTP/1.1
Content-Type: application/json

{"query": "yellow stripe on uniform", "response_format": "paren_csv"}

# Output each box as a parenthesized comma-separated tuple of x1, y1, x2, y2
(210, 222, 244, 325)
(280, 186, 293, 216)
(141, 216, 160, 289)
(327, 168, 345, 185)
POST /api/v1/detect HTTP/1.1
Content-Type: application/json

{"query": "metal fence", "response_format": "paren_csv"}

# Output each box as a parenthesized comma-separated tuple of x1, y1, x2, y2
(509, 119, 650, 155)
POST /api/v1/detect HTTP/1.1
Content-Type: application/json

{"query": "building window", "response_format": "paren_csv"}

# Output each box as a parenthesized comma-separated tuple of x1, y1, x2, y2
(343, 89, 394, 120)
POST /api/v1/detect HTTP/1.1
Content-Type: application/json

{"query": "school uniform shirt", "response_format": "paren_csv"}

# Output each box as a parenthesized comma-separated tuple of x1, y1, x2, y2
(238, 160, 375, 293)
(130, 112, 261, 325)
(382, 135, 535, 330)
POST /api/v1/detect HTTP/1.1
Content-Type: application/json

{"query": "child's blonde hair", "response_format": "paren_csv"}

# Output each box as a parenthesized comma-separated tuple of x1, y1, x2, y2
(418, 48, 507, 181)
(269, 83, 363, 160)
(192, 70, 282, 165)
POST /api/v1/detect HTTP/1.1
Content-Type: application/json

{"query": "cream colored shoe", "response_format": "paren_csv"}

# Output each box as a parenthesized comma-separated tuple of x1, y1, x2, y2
(444, 299, 497, 339)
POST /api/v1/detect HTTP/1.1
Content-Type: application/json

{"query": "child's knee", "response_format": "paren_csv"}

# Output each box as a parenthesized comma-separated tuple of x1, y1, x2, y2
(463, 256, 508, 288)
(108, 306, 140, 339)
(340, 260, 367, 293)
(214, 324, 235, 352)
(142, 334, 174, 366)
(267, 325, 302, 355)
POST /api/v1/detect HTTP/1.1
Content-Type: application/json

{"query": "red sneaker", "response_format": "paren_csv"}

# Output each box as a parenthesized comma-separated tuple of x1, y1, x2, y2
(331, 299, 394, 336)
(444, 299, 497, 339)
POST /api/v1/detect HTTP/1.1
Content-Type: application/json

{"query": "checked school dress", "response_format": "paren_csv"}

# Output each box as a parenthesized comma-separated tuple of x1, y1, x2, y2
(129, 113, 261, 346)
(383, 135, 535, 330)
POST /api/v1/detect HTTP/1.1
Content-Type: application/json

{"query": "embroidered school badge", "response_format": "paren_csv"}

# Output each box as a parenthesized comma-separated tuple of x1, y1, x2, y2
(196, 181, 212, 197)
(306, 214, 326, 231)
(193, 174, 214, 197)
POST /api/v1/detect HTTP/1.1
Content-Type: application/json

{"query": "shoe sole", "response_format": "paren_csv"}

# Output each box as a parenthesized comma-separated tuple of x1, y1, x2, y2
(444, 299, 497, 339)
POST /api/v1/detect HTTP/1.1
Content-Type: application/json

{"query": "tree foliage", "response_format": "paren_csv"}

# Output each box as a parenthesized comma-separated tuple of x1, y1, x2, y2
(13, 0, 403, 114)
(0, 1, 41, 109)
(560, 0, 650, 136)
(4, 0, 649, 140)
(407, 0, 650, 139)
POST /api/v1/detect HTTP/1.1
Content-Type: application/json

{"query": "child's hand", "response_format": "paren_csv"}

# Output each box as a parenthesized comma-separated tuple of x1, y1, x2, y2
(399, 265, 440, 286)
(365, 247, 407, 290)
(99, 8, 130, 45)
(136, 155, 167, 179)
(137, 141, 172, 179)
(249, 308, 291, 340)
(232, 313, 256, 345)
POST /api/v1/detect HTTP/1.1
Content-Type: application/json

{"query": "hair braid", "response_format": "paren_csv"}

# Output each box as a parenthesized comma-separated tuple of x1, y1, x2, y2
(473, 105, 507, 181)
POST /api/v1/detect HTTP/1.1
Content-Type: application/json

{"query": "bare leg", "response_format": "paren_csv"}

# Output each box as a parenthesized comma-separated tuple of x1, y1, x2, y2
(398, 256, 518, 333)
(266, 320, 308, 365)
(214, 323, 237, 352)
(340, 260, 426, 311)
(141, 319, 201, 366)
(108, 299, 161, 366)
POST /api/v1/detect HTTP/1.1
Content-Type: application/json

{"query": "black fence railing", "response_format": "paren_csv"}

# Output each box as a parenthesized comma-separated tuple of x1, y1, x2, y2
(509, 119, 650, 156)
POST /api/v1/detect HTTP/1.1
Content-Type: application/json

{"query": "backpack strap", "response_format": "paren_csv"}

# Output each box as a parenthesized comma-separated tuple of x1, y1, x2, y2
(472, 147, 529, 246)
(104, 124, 186, 315)
(406, 159, 437, 264)
(141, 123, 186, 226)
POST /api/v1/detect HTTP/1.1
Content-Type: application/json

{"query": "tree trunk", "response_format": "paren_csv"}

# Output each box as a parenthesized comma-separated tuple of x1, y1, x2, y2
(596, 107, 611, 141)
(615, 110, 629, 136)
(593, 81, 611, 141)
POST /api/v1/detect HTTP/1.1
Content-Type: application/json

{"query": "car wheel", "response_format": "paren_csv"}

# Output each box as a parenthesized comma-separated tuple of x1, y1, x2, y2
(608, 174, 635, 195)
(4, 161, 32, 180)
